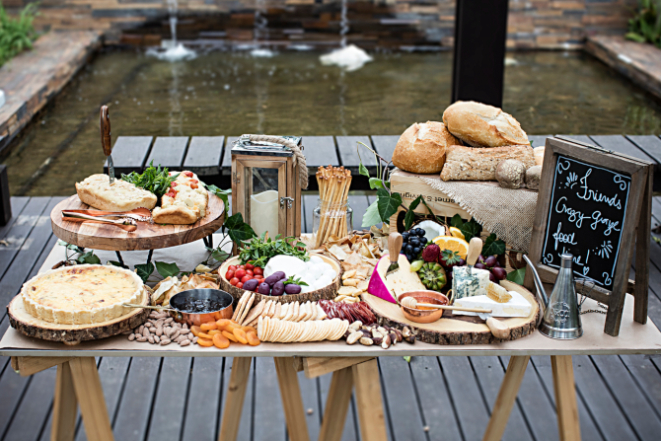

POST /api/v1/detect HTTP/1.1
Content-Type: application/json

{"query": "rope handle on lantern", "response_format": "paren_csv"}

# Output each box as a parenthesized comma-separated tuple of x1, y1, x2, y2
(245, 134, 308, 189)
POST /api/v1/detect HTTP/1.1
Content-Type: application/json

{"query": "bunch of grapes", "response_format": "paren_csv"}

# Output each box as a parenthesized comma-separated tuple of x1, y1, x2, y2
(475, 255, 507, 282)
(401, 228, 426, 262)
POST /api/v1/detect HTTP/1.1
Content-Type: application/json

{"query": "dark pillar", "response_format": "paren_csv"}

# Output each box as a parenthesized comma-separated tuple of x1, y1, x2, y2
(0, 165, 11, 225)
(451, 0, 509, 107)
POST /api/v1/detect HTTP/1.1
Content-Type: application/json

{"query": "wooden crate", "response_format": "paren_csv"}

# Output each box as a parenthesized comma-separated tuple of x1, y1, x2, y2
(388, 169, 471, 231)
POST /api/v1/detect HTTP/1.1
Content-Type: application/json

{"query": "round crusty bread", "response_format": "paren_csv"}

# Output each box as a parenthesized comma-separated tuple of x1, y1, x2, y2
(442, 101, 528, 147)
(75, 174, 157, 211)
(391, 121, 460, 174)
(152, 205, 200, 225)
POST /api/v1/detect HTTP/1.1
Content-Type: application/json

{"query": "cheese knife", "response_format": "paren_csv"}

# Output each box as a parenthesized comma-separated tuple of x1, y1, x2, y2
(100, 105, 114, 184)
(386, 232, 403, 276)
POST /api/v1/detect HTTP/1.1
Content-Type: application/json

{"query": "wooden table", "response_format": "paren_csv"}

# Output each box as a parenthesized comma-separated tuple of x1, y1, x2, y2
(2, 293, 661, 441)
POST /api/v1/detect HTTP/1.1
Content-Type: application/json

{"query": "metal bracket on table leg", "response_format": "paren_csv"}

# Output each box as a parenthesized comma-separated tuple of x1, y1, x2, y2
(146, 249, 154, 266)
(203, 234, 213, 249)
(115, 251, 128, 269)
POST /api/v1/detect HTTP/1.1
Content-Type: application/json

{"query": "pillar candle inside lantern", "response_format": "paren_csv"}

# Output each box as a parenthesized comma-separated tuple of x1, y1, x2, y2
(250, 190, 279, 238)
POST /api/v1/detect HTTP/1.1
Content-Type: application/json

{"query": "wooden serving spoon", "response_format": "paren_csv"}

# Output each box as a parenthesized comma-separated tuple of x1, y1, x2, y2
(401, 296, 492, 314)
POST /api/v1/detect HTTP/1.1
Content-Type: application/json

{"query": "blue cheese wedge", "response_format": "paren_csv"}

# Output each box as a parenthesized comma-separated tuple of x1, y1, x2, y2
(452, 266, 490, 300)
(453, 291, 532, 318)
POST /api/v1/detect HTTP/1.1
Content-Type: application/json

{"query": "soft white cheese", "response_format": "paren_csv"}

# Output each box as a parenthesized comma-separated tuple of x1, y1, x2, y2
(453, 291, 532, 318)
(263, 255, 337, 289)
(452, 266, 490, 299)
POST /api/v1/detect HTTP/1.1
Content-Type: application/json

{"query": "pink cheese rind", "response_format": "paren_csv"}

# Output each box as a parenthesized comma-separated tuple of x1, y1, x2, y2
(366, 255, 398, 304)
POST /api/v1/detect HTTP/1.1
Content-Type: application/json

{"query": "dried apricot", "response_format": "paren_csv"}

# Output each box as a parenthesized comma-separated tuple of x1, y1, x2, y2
(246, 331, 261, 346)
(190, 325, 202, 336)
(216, 319, 231, 329)
(197, 338, 214, 347)
(233, 328, 248, 345)
(208, 329, 220, 336)
(242, 325, 257, 334)
(222, 330, 238, 342)
(198, 331, 212, 340)
(224, 322, 239, 333)
(213, 333, 230, 349)
(200, 322, 217, 331)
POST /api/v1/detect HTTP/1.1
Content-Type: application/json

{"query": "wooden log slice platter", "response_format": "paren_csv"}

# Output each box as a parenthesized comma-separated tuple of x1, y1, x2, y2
(218, 254, 343, 304)
(51, 194, 225, 251)
(7, 289, 151, 345)
(362, 281, 540, 345)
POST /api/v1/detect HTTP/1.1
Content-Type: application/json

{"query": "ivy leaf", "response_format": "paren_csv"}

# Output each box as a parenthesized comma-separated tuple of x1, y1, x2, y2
(211, 248, 230, 263)
(225, 213, 256, 244)
(368, 178, 384, 190)
(460, 219, 483, 242)
(107, 260, 123, 267)
(404, 196, 423, 231)
(376, 188, 402, 224)
(507, 267, 526, 285)
(358, 163, 370, 178)
(77, 251, 100, 265)
(155, 261, 180, 278)
(482, 233, 506, 257)
(206, 184, 231, 216)
(403, 356, 412, 363)
(451, 214, 464, 228)
(362, 200, 382, 228)
(135, 262, 154, 283)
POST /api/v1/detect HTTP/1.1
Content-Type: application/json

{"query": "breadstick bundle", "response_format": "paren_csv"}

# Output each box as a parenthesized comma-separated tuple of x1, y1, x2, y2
(315, 166, 352, 248)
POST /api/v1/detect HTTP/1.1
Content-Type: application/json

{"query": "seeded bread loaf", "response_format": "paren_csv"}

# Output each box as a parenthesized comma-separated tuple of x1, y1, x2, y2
(442, 101, 529, 147)
(391, 121, 460, 174)
(440, 145, 535, 181)
(76, 174, 157, 211)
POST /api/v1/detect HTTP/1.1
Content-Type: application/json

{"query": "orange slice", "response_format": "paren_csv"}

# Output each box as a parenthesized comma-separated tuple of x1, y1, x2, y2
(448, 227, 465, 240)
(432, 236, 469, 259)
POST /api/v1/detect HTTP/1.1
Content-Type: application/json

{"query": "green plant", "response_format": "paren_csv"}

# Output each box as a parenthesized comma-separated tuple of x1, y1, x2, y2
(121, 162, 178, 199)
(238, 232, 308, 267)
(626, 0, 661, 48)
(0, 3, 38, 66)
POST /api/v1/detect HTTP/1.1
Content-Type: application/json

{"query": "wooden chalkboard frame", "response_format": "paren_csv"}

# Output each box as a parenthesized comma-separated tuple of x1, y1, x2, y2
(525, 136, 653, 337)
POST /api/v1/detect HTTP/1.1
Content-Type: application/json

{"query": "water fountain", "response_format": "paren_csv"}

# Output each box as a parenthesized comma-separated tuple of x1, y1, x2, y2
(147, 0, 196, 62)
(319, 0, 372, 71)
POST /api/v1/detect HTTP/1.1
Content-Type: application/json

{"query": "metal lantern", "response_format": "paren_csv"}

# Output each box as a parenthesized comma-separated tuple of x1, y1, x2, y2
(231, 135, 305, 242)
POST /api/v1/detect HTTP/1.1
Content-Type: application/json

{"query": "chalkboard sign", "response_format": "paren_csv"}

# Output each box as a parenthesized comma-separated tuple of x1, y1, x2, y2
(526, 136, 653, 336)
(541, 155, 631, 288)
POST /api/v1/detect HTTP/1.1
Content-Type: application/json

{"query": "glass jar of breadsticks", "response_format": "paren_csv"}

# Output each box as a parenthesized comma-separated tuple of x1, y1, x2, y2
(313, 166, 353, 248)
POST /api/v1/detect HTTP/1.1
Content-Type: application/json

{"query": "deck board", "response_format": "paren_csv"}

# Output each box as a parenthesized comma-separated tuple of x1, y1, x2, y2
(104, 136, 153, 175)
(183, 136, 225, 176)
(146, 357, 193, 441)
(181, 357, 224, 441)
(146, 137, 190, 171)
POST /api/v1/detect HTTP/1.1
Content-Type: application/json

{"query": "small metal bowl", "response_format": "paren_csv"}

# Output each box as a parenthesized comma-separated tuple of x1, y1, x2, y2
(169, 289, 234, 326)
(398, 290, 449, 324)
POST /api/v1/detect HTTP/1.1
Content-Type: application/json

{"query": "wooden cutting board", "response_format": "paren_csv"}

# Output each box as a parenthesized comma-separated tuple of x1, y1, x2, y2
(362, 280, 541, 345)
(51, 194, 225, 251)
(7, 288, 150, 345)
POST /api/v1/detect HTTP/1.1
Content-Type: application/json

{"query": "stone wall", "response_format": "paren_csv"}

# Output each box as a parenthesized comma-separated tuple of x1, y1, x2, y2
(6, 0, 637, 50)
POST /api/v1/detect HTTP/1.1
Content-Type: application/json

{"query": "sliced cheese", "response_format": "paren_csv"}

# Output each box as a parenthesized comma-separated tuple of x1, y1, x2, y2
(375, 254, 426, 297)
(452, 266, 490, 300)
(453, 291, 532, 318)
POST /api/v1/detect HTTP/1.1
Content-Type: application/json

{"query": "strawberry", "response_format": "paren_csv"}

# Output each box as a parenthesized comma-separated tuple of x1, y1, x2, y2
(421, 243, 440, 263)
(439, 249, 465, 269)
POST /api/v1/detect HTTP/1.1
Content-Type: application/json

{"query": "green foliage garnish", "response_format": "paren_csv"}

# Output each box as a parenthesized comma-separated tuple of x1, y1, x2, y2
(206, 184, 231, 217)
(238, 232, 309, 267)
(450, 214, 483, 242)
(224, 213, 257, 245)
(0, 4, 38, 67)
(283, 275, 309, 286)
(482, 233, 506, 256)
(135, 263, 154, 283)
(121, 162, 179, 199)
(507, 267, 526, 285)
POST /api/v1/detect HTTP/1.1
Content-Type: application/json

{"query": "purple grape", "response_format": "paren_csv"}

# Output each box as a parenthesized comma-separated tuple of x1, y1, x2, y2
(491, 267, 507, 281)
(478, 254, 485, 263)
(474, 262, 487, 269)
(493, 261, 501, 268)
(484, 256, 497, 267)
(457, 258, 466, 266)
(488, 272, 497, 283)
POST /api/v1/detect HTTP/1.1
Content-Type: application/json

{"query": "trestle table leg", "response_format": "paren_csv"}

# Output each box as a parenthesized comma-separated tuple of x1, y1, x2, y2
(482, 355, 530, 441)
(318, 366, 353, 441)
(352, 358, 387, 441)
(218, 357, 253, 441)
(51, 362, 78, 441)
(68, 357, 114, 441)
(552, 355, 581, 441)
(274, 357, 310, 441)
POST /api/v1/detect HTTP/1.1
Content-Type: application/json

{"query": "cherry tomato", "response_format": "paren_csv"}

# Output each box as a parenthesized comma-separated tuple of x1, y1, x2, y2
(170, 182, 178, 187)
(245, 263, 254, 270)
(238, 265, 245, 270)
(253, 267, 263, 276)
(246, 270, 253, 276)
(165, 191, 176, 198)
(225, 270, 235, 280)
(190, 179, 199, 184)
(183, 171, 194, 177)
(229, 265, 237, 271)
(240, 275, 252, 283)
(229, 277, 239, 286)
(236, 282, 243, 289)
(190, 183, 198, 189)
(235, 269, 246, 279)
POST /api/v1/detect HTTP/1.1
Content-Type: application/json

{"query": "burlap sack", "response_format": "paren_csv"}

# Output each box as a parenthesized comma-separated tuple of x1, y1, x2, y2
(418, 177, 538, 252)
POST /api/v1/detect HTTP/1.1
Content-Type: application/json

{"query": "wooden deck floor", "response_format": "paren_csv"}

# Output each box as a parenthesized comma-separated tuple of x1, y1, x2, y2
(2, 135, 661, 441)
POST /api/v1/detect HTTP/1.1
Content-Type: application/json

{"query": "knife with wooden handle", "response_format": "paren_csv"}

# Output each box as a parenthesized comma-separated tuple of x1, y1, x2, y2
(100, 105, 114, 184)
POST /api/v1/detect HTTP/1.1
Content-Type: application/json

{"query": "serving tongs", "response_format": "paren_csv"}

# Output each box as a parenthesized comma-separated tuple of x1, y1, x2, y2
(61, 212, 138, 232)
(61, 207, 153, 223)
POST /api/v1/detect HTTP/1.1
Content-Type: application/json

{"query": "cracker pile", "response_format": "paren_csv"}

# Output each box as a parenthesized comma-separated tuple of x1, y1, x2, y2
(258, 317, 349, 343)
(232, 292, 328, 327)
(336, 267, 371, 303)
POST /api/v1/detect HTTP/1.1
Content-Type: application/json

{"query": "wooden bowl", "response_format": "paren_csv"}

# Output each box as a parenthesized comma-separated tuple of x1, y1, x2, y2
(218, 254, 343, 304)
(398, 291, 449, 324)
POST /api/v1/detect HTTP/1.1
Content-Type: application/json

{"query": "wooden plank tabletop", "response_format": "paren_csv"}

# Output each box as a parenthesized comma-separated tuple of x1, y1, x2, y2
(336, 136, 377, 172)
(370, 135, 399, 163)
(183, 136, 224, 176)
(146, 136, 189, 170)
(104, 136, 153, 175)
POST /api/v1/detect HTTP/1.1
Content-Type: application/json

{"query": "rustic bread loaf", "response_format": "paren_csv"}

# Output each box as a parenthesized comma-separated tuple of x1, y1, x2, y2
(526, 165, 542, 191)
(391, 121, 460, 174)
(440, 145, 535, 181)
(442, 101, 529, 147)
(76, 174, 157, 211)
(495, 160, 526, 189)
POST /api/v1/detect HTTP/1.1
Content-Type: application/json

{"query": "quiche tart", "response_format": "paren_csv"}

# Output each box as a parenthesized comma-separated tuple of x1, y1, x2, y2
(76, 174, 157, 211)
(152, 171, 209, 225)
(21, 265, 144, 325)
